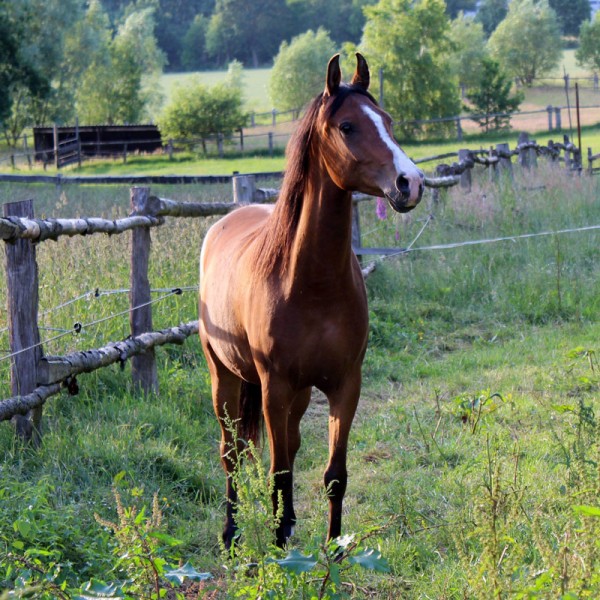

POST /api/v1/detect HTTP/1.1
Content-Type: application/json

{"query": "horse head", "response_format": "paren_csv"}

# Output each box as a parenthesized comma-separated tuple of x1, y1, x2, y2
(319, 53, 424, 213)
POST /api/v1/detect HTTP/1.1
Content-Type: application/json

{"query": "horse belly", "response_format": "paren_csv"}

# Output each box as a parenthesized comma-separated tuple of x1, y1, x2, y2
(199, 206, 272, 383)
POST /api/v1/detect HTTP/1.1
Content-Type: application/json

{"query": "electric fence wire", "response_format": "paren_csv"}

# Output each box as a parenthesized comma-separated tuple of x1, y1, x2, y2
(361, 223, 600, 272)
(2, 223, 600, 362)
(0, 285, 199, 335)
(0, 288, 187, 363)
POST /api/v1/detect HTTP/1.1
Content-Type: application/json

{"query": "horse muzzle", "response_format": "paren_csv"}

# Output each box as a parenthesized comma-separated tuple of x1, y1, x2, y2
(385, 171, 424, 213)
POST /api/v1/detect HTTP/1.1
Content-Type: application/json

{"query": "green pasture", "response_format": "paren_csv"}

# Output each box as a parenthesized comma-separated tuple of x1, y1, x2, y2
(155, 49, 596, 117)
(10, 122, 600, 180)
(160, 68, 273, 114)
(1, 155, 600, 597)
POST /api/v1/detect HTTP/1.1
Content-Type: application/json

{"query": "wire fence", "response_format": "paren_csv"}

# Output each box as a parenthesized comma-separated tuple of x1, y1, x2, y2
(1, 135, 598, 438)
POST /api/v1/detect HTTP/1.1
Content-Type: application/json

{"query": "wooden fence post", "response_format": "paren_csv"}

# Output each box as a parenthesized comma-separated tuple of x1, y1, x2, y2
(518, 132, 537, 169)
(546, 106, 553, 131)
(268, 132, 274, 157)
(3, 199, 43, 444)
(458, 149, 472, 191)
(23, 134, 32, 169)
(129, 187, 158, 395)
(496, 143, 513, 179)
(233, 174, 256, 204)
(456, 118, 463, 141)
(53, 123, 59, 169)
(554, 107, 562, 131)
(488, 146, 498, 182)
(564, 135, 572, 171)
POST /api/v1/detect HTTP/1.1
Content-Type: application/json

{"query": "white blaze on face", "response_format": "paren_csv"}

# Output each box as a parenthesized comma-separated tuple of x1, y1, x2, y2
(361, 104, 421, 178)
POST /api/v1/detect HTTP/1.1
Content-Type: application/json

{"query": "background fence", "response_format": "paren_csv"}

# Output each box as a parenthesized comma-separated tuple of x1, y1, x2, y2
(0, 135, 591, 443)
(2, 101, 600, 170)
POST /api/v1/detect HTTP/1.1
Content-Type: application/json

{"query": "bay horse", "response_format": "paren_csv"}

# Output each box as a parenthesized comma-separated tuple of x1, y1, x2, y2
(199, 53, 424, 548)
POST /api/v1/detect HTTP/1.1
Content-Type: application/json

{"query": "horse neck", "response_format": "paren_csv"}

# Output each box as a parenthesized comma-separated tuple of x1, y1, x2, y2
(286, 169, 355, 286)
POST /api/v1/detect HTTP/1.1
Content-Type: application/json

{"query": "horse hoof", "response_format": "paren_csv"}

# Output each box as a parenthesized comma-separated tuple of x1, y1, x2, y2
(222, 524, 239, 551)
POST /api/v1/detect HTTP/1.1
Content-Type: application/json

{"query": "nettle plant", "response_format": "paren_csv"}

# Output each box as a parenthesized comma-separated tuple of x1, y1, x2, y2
(221, 416, 390, 599)
(2, 476, 211, 600)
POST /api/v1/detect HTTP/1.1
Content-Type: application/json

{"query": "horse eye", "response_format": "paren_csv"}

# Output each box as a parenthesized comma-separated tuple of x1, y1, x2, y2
(339, 122, 353, 135)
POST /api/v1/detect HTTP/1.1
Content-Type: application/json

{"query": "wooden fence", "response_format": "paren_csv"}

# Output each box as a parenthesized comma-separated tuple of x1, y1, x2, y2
(0, 135, 586, 443)
(3, 100, 600, 170)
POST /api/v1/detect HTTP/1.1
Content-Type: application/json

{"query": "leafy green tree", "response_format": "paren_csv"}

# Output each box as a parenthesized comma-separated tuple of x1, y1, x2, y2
(0, 0, 83, 144)
(361, 0, 461, 139)
(158, 74, 247, 152)
(448, 14, 489, 93)
(445, 0, 477, 19)
(98, 0, 215, 71)
(548, 0, 590, 36)
(181, 14, 211, 70)
(475, 0, 508, 36)
(153, 0, 215, 71)
(269, 29, 337, 111)
(466, 57, 524, 132)
(488, 0, 562, 85)
(287, 0, 376, 45)
(76, 4, 165, 124)
(0, 2, 49, 133)
(206, 0, 294, 67)
(576, 13, 600, 73)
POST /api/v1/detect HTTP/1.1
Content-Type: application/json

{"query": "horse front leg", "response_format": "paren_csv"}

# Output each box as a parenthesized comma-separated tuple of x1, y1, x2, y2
(262, 377, 296, 547)
(324, 371, 361, 542)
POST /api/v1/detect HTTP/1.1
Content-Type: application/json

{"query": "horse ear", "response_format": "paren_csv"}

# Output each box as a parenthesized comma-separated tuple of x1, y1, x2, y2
(351, 53, 370, 91)
(325, 54, 341, 97)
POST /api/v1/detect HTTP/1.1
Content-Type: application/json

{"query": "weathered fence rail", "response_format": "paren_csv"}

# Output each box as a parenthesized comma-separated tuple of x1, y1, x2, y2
(3, 98, 600, 170)
(0, 135, 588, 442)
(0, 172, 284, 186)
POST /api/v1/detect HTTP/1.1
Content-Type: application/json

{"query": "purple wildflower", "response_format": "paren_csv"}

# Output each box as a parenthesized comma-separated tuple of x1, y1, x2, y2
(376, 197, 387, 220)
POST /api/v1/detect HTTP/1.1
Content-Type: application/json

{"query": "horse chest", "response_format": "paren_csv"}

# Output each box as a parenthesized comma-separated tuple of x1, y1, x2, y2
(251, 292, 368, 390)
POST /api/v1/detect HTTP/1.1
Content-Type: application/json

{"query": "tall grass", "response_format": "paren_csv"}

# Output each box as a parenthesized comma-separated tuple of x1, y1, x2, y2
(1, 160, 600, 597)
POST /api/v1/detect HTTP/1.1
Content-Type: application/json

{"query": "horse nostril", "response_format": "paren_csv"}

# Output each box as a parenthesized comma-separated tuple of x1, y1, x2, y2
(395, 174, 410, 199)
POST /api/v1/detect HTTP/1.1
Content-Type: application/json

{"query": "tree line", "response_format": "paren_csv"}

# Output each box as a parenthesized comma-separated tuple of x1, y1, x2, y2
(2, 0, 600, 150)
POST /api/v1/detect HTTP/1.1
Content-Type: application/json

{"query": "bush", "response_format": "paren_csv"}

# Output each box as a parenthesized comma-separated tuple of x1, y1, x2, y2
(158, 75, 247, 153)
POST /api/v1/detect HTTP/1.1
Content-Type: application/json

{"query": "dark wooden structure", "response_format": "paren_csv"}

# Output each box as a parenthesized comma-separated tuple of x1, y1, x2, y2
(33, 124, 163, 165)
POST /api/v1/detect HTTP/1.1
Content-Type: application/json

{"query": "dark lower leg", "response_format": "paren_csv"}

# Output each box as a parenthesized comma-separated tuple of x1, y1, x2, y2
(272, 470, 295, 547)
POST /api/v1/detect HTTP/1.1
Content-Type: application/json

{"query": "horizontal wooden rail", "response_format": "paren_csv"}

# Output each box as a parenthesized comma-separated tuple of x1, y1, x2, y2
(0, 321, 199, 421)
(0, 214, 164, 242)
(0, 173, 284, 185)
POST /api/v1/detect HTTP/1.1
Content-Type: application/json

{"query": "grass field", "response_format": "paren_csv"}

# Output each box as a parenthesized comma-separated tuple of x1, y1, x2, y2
(1, 150, 600, 597)
(160, 68, 273, 114)
(157, 50, 595, 115)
